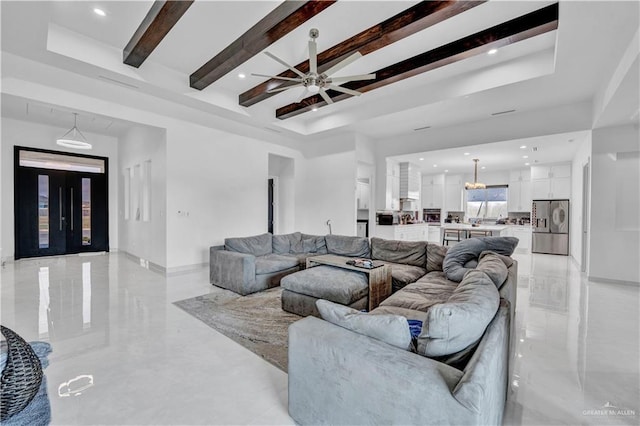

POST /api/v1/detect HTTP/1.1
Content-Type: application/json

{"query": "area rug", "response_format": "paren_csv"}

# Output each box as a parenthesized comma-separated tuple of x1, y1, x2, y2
(173, 287, 301, 372)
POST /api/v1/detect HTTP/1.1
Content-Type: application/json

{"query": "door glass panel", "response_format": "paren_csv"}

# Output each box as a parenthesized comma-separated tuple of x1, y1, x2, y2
(38, 175, 49, 248)
(82, 178, 91, 245)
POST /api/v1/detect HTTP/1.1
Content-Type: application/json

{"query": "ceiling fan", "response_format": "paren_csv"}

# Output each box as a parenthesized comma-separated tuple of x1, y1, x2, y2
(252, 28, 376, 106)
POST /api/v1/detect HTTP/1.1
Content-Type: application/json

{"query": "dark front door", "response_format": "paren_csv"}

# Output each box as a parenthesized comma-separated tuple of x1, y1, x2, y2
(267, 178, 274, 234)
(14, 148, 109, 259)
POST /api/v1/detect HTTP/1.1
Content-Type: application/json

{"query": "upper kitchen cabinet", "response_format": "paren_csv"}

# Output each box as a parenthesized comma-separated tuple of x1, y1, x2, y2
(531, 164, 571, 199)
(385, 160, 401, 210)
(357, 181, 370, 210)
(445, 174, 464, 212)
(422, 174, 444, 208)
(508, 168, 532, 212)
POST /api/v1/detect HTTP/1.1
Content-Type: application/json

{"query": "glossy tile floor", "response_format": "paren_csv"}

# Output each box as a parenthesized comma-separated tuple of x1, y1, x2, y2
(1, 252, 638, 425)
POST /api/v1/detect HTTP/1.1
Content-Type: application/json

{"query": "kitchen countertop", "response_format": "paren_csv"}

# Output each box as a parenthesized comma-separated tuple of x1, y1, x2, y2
(441, 223, 509, 232)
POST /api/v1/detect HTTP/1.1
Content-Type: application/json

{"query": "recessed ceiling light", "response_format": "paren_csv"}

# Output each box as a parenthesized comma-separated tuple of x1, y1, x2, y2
(523, 155, 529, 159)
(419, 158, 424, 161)
(311, 107, 318, 112)
(520, 145, 527, 149)
(464, 152, 470, 156)
(488, 48, 498, 55)
(93, 8, 106, 16)
(481, 166, 486, 170)
(433, 164, 438, 168)
(238, 73, 246, 79)
(444, 169, 449, 173)
(525, 162, 530, 166)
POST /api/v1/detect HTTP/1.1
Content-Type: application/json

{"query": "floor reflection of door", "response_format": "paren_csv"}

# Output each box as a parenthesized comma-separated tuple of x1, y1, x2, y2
(14, 147, 109, 259)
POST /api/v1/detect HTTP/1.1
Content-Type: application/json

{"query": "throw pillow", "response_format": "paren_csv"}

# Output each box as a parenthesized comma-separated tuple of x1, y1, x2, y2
(417, 269, 499, 357)
(273, 232, 301, 254)
(475, 251, 510, 288)
(301, 234, 328, 254)
(426, 243, 449, 273)
(316, 300, 412, 350)
(443, 236, 518, 282)
(302, 239, 317, 253)
(370, 238, 427, 267)
(225, 233, 273, 257)
(325, 235, 370, 258)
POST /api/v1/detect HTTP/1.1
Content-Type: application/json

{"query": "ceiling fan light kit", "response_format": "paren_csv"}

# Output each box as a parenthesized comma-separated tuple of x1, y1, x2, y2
(252, 28, 375, 110)
(56, 113, 92, 150)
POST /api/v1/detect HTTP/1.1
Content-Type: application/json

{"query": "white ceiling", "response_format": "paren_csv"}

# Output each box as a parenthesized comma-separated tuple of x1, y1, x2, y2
(1, 1, 638, 161)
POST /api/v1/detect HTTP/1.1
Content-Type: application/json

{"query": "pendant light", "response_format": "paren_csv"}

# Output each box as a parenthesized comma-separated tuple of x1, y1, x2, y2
(56, 113, 92, 150)
(464, 158, 486, 189)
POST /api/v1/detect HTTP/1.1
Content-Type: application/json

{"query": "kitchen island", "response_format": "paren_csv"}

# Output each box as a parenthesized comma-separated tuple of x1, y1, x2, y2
(374, 223, 429, 242)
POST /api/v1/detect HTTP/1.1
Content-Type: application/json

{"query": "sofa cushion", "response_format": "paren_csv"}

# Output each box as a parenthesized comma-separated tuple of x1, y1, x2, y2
(301, 234, 328, 254)
(443, 236, 518, 282)
(377, 271, 458, 313)
(377, 261, 426, 293)
(475, 251, 511, 288)
(426, 243, 449, 273)
(255, 254, 300, 275)
(325, 235, 370, 258)
(273, 232, 301, 254)
(370, 238, 427, 267)
(281, 265, 369, 305)
(417, 269, 500, 357)
(316, 300, 412, 350)
(225, 233, 273, 257)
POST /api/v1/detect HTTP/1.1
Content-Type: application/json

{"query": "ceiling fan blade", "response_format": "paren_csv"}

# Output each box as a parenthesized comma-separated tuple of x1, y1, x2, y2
(327, 84, 362, 97)
(267, 83, 304, 93)
(309, 40, 317, 75)
(323, 51, 363, 77)
(263, 51, 306, 78)
(319, 89, 333, 105)
(296, 87, 309, 103)
(251, 73, 301, 82)
(328, 73, 376, 83)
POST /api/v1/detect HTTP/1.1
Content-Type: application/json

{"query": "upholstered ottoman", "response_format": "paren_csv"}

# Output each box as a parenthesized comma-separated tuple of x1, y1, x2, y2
(281, 266, 369, 317)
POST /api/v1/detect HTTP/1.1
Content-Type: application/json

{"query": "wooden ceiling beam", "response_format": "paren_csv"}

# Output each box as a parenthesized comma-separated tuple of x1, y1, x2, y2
(276, 3, 559, 120)
(123, 0, 194, 68)
(240, 1, 485, 108)
(190, 1, 336, 91)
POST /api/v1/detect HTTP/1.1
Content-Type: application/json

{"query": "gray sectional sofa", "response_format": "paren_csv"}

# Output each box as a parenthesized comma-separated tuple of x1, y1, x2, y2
(287, 237, 519, 425)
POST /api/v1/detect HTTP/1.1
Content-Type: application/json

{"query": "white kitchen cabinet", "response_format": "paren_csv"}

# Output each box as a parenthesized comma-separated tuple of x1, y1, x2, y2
(444, 174, 463, 212)
(427, 225, 441, 243)
(531, 164, 571, 199)
(508, 168, 532, 212)
(356, 182, 370, 210)
(399, 163, 421, 200)
(374, 224, 428, 241)
(510, 226, 532, 253)
(421, 174, 444, 208)
(385, 175, 400, 210)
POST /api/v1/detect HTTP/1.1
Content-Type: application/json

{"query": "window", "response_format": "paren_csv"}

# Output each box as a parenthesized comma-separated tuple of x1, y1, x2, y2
(465, 185, 508, 220)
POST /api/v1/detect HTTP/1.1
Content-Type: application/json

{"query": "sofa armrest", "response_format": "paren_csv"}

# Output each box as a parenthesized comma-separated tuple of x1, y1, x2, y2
(288, 316, 474, 425)
(209, 246, 257, 295)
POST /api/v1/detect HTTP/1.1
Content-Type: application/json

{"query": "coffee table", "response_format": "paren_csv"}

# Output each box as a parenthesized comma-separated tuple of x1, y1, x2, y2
(306, 254, 392, 311)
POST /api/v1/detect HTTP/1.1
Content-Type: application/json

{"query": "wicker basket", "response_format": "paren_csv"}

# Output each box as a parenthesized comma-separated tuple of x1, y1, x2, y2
(1, 325, 44, 421)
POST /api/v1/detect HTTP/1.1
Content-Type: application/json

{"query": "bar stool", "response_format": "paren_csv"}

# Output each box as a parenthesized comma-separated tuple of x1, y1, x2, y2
(467, 230, 491, 239)
(442, 229, 462, 245)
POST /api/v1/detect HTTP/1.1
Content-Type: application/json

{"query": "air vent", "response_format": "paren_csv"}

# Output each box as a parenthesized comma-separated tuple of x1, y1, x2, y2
(98, 75, 139, 89)
(532, 146, 538, 152)
(491, 109, 516, 116)
(413, 125, 432, 131)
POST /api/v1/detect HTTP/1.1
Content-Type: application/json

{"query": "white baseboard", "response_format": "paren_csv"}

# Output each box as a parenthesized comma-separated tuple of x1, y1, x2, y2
(588, 275, 640, 286)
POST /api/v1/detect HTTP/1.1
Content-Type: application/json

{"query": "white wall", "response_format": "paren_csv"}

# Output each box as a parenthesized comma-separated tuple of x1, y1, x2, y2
(570, 133, 592, 268)
(118, 125, 167, 268)
(296, 135, 357, 236)
(268, 154, 295, 234)
(589, 124, 640, 283)
(0, 118, 119, 260)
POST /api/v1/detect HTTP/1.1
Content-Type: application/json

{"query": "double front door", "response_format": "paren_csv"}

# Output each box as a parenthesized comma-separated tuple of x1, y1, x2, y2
(15, 149, 109, 259)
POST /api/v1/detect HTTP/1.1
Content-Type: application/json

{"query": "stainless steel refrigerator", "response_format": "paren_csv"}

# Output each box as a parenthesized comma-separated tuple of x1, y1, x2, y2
(532, 199, 569, 255)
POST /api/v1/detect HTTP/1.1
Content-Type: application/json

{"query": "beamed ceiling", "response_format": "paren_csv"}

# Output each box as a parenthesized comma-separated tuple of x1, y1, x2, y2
(0, 1, 638, 145)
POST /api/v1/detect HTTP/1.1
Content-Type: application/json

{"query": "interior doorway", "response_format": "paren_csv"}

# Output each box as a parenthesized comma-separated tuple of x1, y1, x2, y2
(14, 147, 109, 259)
(581, 161, 590, 272)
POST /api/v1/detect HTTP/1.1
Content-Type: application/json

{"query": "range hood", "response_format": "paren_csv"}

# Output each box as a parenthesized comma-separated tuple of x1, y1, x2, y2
(399, 162, 420, 200)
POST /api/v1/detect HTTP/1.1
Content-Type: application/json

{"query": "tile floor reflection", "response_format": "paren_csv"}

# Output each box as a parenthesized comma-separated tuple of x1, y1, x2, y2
(1, 252, 638, 425)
